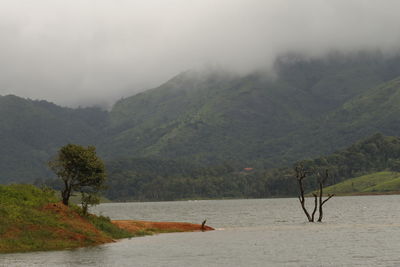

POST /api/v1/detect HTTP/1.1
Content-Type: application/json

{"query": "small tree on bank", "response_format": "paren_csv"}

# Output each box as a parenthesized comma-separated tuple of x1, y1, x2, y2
(295, 164, 334, 222)
(49, 144, 106, 207)
(80, 189, 100, 215)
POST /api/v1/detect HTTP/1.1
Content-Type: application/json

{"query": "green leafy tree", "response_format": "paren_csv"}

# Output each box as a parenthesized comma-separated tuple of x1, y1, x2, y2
(389, 159, 400, 172)
(49, 144, 106, 206)
(80, 190, 100, 215)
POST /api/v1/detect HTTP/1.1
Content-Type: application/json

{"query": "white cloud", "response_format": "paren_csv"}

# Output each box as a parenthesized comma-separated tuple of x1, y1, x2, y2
(0, 0, 399, 107)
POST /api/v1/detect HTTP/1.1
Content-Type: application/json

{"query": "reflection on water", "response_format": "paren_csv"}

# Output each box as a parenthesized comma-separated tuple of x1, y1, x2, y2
(2, 196, 400, 266)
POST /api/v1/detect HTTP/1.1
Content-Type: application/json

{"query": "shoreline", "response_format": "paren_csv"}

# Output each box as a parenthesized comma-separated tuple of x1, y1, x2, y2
(322, 191, 400, 197)
(112, 220, 214, 234)
(0, 192, 213, 254)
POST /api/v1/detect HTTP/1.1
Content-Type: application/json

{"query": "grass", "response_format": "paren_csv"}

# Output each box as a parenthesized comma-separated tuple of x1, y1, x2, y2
(323, 171, 400, 195)
(0, 184, 133, 253)
(0, 184, 196, 254)
(85, 213, 133, 239)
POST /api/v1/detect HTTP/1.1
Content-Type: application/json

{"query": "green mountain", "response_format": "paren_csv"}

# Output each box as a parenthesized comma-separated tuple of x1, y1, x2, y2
(104, 52, 400, 167)
(0, 95, 108, 183)
(105, 69, 316, 164)
(3, 51, 400, 194)
(272, 75, 400, 165)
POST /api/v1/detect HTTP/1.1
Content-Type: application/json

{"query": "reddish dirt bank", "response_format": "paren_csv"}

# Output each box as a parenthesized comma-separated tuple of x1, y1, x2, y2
(112, 220, 214, 233)
(42, 203, 114, 244)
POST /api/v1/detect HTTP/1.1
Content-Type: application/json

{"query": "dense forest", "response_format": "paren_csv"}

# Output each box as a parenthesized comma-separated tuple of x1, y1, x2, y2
(101, 134, 400, 201)
(105, 52, 400, 168)
(2, 51, 400, 200)
(39, 133, 400, 201)
(0, 95, 108, 182)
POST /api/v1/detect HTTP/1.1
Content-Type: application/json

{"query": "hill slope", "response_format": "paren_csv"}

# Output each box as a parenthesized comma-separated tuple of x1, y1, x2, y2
(271, 75, 400, 165)
(104, 52, 400, 167)
(0, 184, 214, 253)
(322, 172, 400, 195)
(0, 95, 108, 183)
(3, 51, 400, 186)
(0, 184, 131, 253)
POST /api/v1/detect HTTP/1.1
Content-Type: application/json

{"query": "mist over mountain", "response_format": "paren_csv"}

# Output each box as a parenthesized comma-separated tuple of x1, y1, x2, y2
(1, 1, 400, 107)
(2, 51, 400, 188)
(104, 51, 400, 166)
(2, 1, 400, 200)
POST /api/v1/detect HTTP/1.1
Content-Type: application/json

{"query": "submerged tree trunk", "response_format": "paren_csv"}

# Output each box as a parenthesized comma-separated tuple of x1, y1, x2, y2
(296, 165, 316, 222)
(295, 165, 334, 223)
(316, 170, 334, 222)
(311, 193, 318, 222)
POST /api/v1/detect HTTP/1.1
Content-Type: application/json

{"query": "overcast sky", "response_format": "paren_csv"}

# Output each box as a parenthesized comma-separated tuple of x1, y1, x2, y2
(1, 0, 400, 107)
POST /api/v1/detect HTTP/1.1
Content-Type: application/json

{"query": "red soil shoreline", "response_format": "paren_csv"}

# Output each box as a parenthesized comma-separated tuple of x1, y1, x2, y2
(112, 220, 214, 233)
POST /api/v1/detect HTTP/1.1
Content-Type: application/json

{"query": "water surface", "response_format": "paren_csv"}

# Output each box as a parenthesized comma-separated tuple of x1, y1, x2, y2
(2, 196, 400, 266)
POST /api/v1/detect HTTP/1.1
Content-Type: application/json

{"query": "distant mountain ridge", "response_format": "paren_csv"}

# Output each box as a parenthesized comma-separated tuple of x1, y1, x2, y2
(0, 95, 108, 182)
(105, 51, 400, 167)
(2, 51, 400, 184)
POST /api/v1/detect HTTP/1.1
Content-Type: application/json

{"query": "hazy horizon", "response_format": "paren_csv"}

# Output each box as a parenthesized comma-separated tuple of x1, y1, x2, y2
(1, 0, 400, 108)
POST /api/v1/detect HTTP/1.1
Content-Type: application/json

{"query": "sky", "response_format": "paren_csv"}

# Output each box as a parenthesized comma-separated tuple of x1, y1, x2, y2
(1, 0, 400, 108)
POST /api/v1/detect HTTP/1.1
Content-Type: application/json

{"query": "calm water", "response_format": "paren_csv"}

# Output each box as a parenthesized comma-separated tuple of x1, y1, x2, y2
(2, 196, 400, 266)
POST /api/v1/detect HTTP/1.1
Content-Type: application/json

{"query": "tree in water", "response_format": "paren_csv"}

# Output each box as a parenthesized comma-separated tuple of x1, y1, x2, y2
(295, 164, 334, 222)
(49, 144, 106, 207)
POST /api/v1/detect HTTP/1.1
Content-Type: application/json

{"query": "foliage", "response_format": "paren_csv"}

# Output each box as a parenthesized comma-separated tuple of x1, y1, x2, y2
(104, 158, 240, 201)
(80, 192, 100, 215)
(49, 144, 106, 206)
(389, 159, 400, 172)
(99, 134, 400, 201)
(296, 133, 400, 189)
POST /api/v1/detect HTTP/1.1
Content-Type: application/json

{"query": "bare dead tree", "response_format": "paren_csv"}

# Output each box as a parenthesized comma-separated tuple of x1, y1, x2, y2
(315, 169, 334, 222)
(295, 165, 334, 222)
(295, 164, 316, 222)
(311, 193, 318, 222)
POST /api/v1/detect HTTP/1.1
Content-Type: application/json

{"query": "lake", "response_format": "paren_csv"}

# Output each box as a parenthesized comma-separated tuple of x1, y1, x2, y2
(2, 195, 400, 266)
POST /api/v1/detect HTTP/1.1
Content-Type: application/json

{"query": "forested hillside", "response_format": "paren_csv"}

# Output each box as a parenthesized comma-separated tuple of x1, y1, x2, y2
(0, 95, 108, 182)
(105, 52, 400, 167)
(2, 51, 400, 194)
(269, 76, 400, 165)
(40, 133, 400, 201)
(100, 134, 400, 201)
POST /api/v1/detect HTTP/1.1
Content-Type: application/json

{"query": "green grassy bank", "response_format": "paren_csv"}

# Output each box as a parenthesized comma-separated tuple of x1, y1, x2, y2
(323, 171, 400, 195)
(0, 184, 133, 253)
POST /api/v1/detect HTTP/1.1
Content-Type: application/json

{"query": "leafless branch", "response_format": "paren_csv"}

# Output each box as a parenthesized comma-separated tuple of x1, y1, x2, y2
(295, 165, 335, 223)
